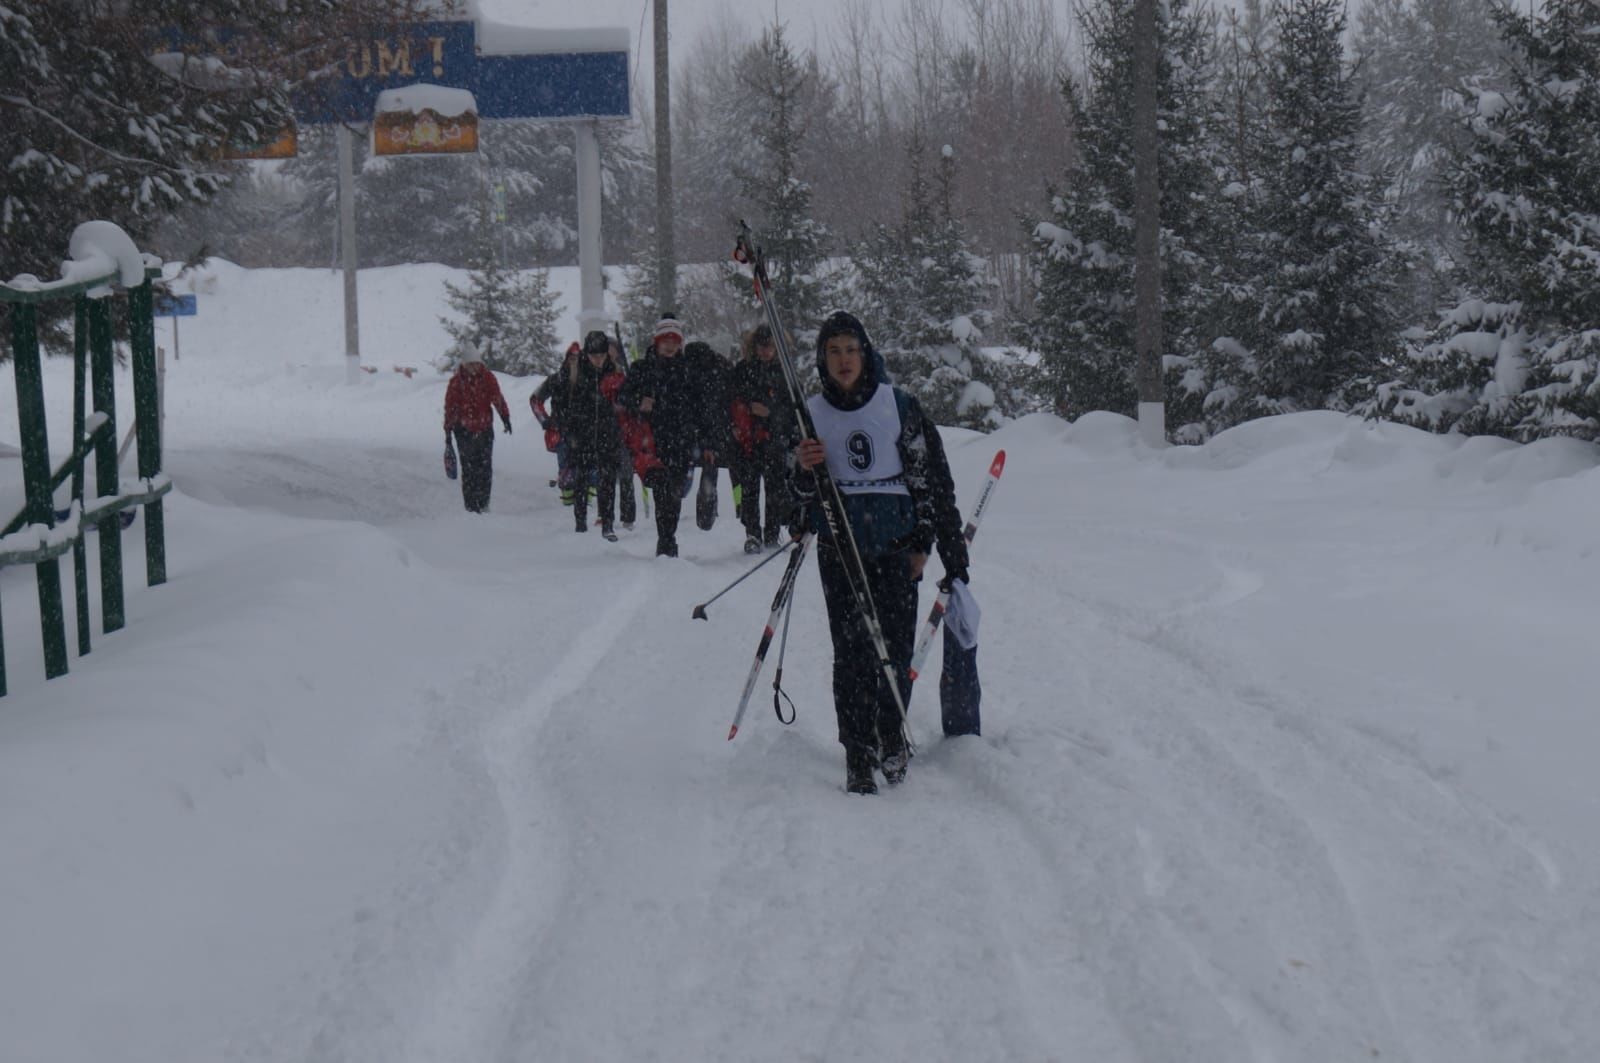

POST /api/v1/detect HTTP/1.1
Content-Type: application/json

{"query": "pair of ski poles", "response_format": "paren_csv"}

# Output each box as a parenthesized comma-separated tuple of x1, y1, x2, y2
(690, 532, 813, 740)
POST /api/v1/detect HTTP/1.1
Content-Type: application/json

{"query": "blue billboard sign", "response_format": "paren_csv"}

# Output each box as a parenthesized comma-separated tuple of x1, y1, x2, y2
(289, 21, 629, 124)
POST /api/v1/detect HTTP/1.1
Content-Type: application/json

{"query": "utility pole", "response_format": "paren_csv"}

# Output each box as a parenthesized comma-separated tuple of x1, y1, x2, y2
(654, 0, 676, 315)
(337, 122, 361, 383)
(1132, 0, 1165, 446)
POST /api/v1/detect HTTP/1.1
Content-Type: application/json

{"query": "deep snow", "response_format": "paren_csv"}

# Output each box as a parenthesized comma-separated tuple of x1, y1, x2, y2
(1, 261, 1597, 1062)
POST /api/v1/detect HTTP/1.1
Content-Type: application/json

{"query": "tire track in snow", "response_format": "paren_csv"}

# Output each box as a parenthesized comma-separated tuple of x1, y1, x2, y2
(401, 569, 657, 1063)
(960, 546, 1411, 1061)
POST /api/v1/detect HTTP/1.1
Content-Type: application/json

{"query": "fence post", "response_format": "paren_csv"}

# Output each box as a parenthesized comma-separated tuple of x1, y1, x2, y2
(128, 277, 166, 586)
(72, 298, 91, 655)
(11, 302, 70, 678)
(88, 298, 124, 633)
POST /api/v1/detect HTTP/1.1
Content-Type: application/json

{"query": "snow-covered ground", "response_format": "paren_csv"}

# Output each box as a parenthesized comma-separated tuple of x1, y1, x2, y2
(2, 261, 1597, 1062)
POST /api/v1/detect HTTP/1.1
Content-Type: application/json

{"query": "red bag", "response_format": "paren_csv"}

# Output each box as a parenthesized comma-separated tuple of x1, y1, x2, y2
(543, 425, 562, 453)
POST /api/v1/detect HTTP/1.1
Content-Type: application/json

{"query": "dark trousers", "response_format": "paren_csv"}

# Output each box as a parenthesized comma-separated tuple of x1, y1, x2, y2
(735, 446, 789, 541)
(645, 461, 692, 548)
(571, 444, 618, 528)
(453, 428, 495, 513)
(617, 442, 636, 525)
(817, 543, 918, 754)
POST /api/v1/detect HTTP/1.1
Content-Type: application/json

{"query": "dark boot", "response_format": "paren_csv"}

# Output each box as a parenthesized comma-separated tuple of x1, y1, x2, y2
(880, 728, 909, 786)
(656, 537, 678, 558)
(845, 746, 878, 795)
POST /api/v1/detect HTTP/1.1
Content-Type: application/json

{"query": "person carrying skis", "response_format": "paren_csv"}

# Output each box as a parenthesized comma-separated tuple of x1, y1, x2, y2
(619, 314, 720, 557)
(607, 335, 638, 530)
(731, 323, 794, 553)
(532, 342, 581, 505)
(551, 330, 625, 540)
(683, 338, 733, 532)
(443, 340, 513, 513)
(791, 310, 968, 795)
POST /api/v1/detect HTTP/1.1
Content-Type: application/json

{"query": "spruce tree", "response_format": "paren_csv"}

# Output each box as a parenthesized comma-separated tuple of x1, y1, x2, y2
(1024, 0, 1236, 428)
(1, 0, 435, 279)
(440, 192, 561, 374)
(1383, 0, 1600, 440)
(1203, 0, 1399, 427)
(1352, 0, 1502, 320)
(861, 136, 1005, 429)
(726, 23, 837, 333)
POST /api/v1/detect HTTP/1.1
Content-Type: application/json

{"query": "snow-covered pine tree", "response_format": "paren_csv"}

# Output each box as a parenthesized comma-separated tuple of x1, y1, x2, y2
(1204, 0, 1400, 428)
(1024, 0, 1236, 428)
(1, 1, 438, 280)
(1381, 0, 1600, 440)
(860, 134, 1005, 429)
(1352, 0, 1502, 322)
(726, 23, 838, 333)
(439, 191, 561, 374)
(503, 267, 564, 375)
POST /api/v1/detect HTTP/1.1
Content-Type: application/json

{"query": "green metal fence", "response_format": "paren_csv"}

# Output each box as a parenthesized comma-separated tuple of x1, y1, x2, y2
(1, 247, 172, 695)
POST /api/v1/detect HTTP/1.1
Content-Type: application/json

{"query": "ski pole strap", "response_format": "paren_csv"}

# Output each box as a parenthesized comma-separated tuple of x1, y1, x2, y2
(771, 570, 800, 726)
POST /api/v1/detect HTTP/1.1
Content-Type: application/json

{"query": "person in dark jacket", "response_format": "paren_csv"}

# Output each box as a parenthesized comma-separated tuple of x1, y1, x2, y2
(532, 342, 581, 504)
(730, 323, 795, 553)
(443, 340, 513, 513)
(607, 335, 638, 529)
(683, 338, 734, 532)
(619, 314, 721, 557)
(551, 330, 625, 540)
(791, 310, 969, 794)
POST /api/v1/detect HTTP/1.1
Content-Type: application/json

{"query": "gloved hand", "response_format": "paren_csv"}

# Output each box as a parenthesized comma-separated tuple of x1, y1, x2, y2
(939, 564, 969, 591)
(502, 418, 513, 435)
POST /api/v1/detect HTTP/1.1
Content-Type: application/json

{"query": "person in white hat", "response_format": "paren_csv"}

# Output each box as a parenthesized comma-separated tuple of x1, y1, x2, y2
(443, 339, 513, 512)
(618, 314, 722, 556)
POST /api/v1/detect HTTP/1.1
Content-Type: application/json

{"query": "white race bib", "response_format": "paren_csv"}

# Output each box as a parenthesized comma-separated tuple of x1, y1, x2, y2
(807, 387, 910, 496)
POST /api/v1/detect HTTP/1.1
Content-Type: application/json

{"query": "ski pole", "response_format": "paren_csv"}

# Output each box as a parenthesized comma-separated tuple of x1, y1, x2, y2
(727, 532, 813, 741)
(908, 449, 1006, 681)
(770, 565, 800, 725)
(733, 223, 909, 734)
(691, 535, 799, 620)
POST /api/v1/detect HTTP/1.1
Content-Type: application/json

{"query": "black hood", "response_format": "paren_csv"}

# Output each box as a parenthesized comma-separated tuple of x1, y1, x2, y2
(814, 310, 890, 407)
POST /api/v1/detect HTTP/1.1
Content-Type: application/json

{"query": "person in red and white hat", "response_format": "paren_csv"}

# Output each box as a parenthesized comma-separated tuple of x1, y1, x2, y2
(618, 313, 724, 557)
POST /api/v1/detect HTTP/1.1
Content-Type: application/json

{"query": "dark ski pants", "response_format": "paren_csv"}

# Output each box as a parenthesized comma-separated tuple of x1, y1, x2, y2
(617, 442, 637, 525)
(645, 461, 693, 550)
(571, 444, 618, 529)
(453, 427, 495, 513)
(735, 447, 790, 541)
(817, 543, 918, 755)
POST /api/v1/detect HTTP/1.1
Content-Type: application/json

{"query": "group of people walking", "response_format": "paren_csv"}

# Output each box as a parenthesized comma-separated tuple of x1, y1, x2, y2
(442, 309, 972, 795)
(445, 313, 796, 560)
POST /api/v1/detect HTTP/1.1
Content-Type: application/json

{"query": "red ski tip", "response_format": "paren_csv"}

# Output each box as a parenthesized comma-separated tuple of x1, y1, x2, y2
(727, 725, 739, 741)
(990, 450, 1006, 476)
(907, 668, 920, 682)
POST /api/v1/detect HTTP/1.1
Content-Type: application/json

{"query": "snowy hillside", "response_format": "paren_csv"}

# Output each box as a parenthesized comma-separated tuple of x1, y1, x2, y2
(1, 262, 1598, 1062)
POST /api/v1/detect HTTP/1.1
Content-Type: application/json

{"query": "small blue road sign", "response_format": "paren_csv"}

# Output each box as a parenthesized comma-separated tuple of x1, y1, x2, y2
(153, 293, 197, 317)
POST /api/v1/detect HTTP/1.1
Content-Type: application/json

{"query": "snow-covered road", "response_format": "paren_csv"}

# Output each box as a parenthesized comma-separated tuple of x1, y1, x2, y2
(2, 263, 1596, 1062)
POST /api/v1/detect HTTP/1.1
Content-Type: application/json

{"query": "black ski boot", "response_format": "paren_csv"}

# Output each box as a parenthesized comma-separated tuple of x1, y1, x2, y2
(845, 747, 878, 795)
(601, 523, 618, 542)
(744, 534, 762, 555)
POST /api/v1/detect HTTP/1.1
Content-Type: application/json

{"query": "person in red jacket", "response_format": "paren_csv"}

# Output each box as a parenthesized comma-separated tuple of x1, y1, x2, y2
(443, 340, 513, 513)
